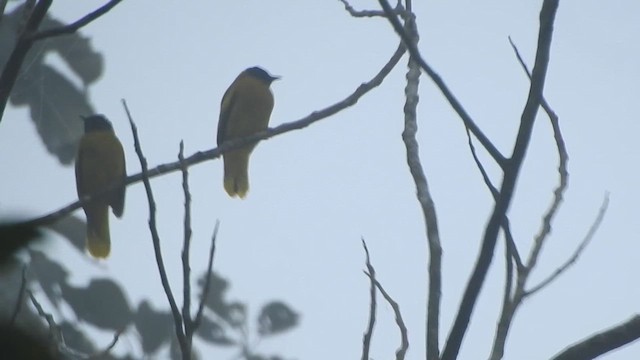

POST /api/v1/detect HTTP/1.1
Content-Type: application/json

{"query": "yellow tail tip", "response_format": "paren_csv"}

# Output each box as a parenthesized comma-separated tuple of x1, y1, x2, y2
(87, 231, 110, 259)
(224, 176, 249, 199)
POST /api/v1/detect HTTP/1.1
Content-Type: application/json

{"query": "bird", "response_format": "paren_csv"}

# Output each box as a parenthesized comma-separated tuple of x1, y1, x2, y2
(75, 114, 126, 258)
(217, 66, 279, 198)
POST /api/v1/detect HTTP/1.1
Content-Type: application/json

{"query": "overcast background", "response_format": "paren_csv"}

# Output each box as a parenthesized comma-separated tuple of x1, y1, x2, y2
(1, 0, 639, 359)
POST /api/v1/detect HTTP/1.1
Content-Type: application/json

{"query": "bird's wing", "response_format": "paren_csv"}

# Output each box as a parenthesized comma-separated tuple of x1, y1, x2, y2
(75, 140, 86, 198)
(110, 143, 126, 218)
(217, 83, 237, 146)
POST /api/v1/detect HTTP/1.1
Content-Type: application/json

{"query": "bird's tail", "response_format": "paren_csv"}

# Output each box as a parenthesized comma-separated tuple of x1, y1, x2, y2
(223, 149, 251, 199)
(86, 206, 110, 258)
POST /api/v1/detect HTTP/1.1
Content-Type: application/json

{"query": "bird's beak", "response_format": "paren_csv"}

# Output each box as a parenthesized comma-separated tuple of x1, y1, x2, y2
(271, 75, 282, 81)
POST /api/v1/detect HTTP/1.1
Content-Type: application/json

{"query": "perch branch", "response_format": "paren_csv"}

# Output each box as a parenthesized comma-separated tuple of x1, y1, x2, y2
(16, 42, 407, 230)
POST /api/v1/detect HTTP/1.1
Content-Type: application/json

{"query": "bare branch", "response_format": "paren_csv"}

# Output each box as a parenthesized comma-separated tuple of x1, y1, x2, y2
(122, 100, 187, 352)
(360, 238, 377, 360)
(399, 10, 440, 360)
(525, 194, 609, 296)
(376, 0, 506, 166)
(27, 0, 122, 41)
(441, 1, 560, 358)
(551, 315, 640, 360)
(16, 42, 406, 230)
(177, 141, 194, 359)
(365, 272, 409, 360)
(193, 221, 219, 332)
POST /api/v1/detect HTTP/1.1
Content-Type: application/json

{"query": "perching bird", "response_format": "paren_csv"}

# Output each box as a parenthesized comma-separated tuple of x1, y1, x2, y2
(75, 115, 126, 258)
(217, 66, 279, 198)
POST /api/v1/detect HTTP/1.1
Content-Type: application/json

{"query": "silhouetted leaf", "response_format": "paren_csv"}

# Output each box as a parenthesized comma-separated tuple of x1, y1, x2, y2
(2, 5, 103, 165)
(198, 271, 240, 324)
(29, 250, 68, 308)
(0, 221, 42, 264)
(257, 301, 299, 336)
(134, 300, 172, 354)
(61, 278, 131, 331)
(195, 314, 235, 346)
(47, 215, 85, 253)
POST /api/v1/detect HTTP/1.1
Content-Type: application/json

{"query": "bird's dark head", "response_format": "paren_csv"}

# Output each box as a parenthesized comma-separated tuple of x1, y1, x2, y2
(245, 66, 280, 85)
(80, 114, 113, 133)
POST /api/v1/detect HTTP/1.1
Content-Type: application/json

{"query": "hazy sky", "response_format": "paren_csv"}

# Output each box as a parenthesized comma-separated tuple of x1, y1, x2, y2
(1, 1, 639, 359)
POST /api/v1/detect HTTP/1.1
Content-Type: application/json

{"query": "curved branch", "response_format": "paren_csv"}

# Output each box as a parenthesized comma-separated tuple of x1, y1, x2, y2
(17, 42, 406, 229)
(551, 315, 640, 360)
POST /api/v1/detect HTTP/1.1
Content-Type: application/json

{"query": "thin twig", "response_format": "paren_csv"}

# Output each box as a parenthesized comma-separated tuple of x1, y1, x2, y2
(551, 315, 640, 360)
(441, 1, 560, 359)
(27, 0, 122, 41)
(365, 272, 409, 360)
(16, 42, 407, 230)
(179, 141, 194, 342)
(193, 221, 219, 332)
(377, 0, 506, 166)
(28, 290, 63, 345)
(360, 238, 377, 360)
(88, 330, 122, 359)
(339, 0, 403, 18)
(9, 265, 28, 326)
(465, 127, 524, 273)
(122, 100, 187, 353)
(525, 194, 609, 296)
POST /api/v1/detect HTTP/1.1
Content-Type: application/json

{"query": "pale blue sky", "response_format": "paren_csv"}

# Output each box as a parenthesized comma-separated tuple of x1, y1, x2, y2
(1, 1, 639, 359)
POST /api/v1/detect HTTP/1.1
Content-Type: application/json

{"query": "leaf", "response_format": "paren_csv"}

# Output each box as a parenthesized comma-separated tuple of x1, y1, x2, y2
(61, 278, 131, 331)
(194, 314, 235, 346)
(0, 221, 42, 264)
(29, 250, 68, 308)
(46, 215, 85, 253)
(134, 300, 172, 354)
(2, 5, 102, 165)
(257, 301, 299, 336)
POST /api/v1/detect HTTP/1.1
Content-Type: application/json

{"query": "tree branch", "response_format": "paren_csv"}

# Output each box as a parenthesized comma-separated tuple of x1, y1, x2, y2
(525, 194, 609, 296)
(123, 100, 187, 353)
(377, 0, 506, 166)
(360, 238, 377, 360)
(397, 6, 441, 359)
(365, 272, 409, 360)
(551, 315, 640, 360)
(27, 0, 122, 41)
(441, 1, 560, 358)
(0, 0, 51, 123)
(178, 141, 194, 359)
(193, 221, 219, 332)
